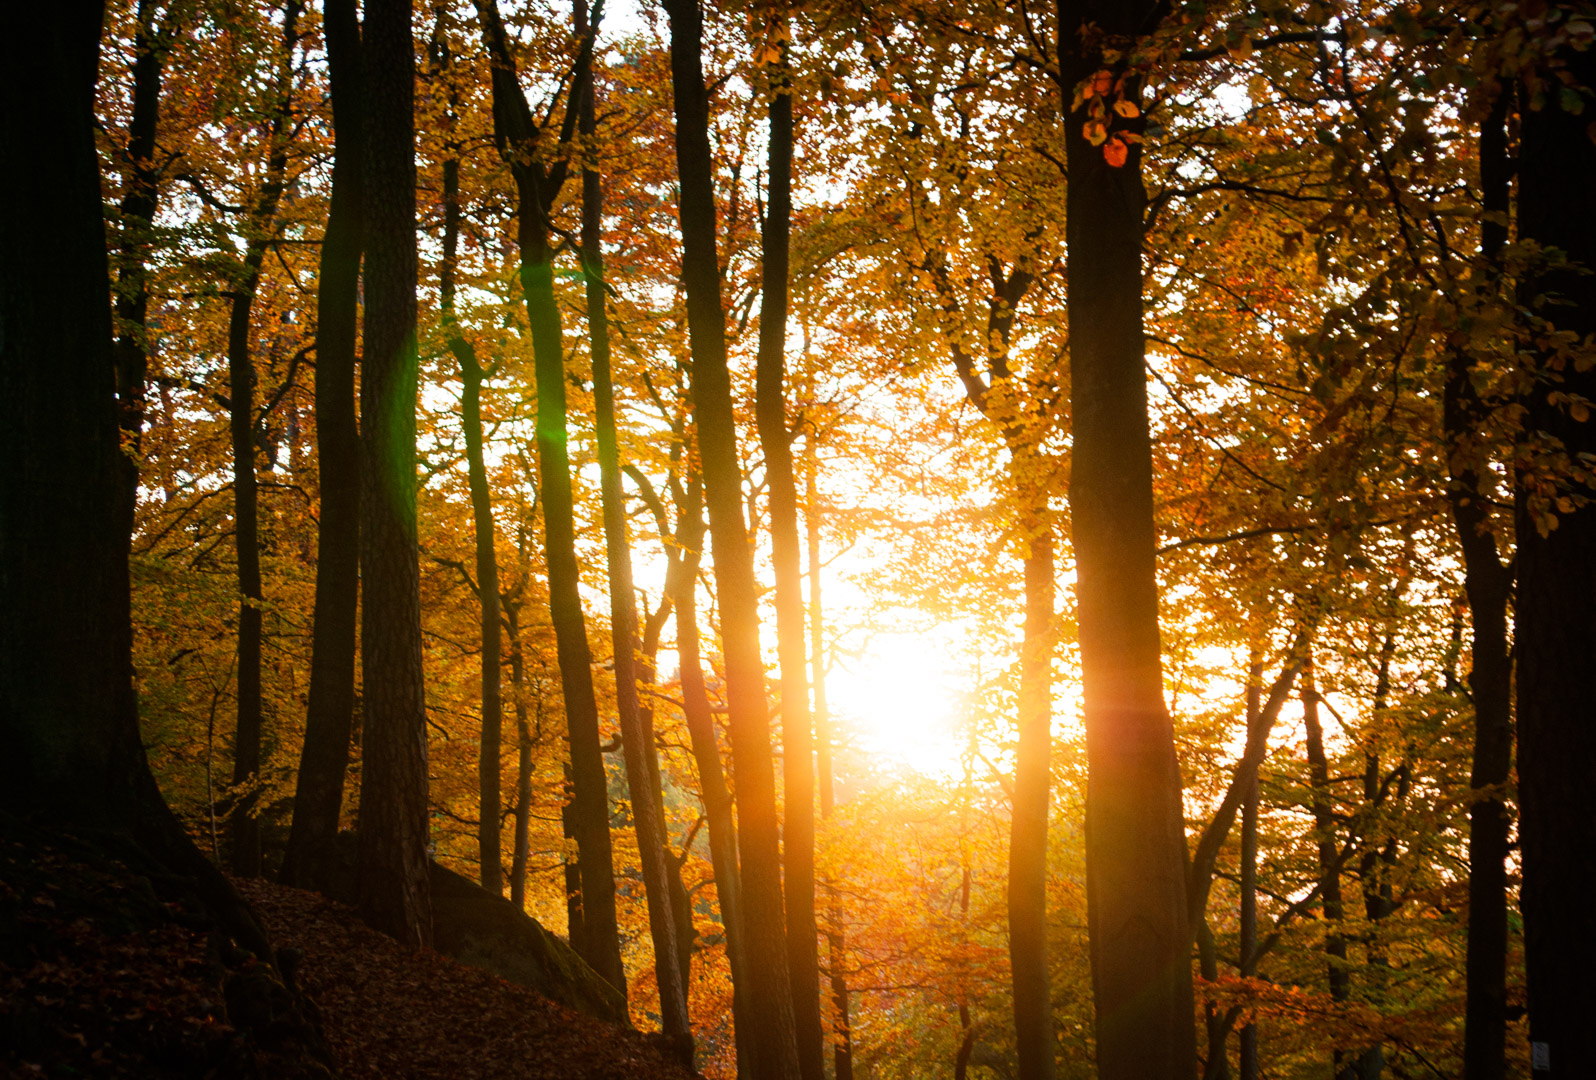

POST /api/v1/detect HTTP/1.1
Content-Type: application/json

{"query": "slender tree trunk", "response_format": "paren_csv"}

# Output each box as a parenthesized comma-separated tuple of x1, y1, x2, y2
(113, 0, 166, 537)
(1198, 920, 1230, 1080)
(754, 18, 822, 1079)
(1356, 632, 1400, 1080)
(810, 463, 854, 1080)
(577, 0, 689, 1046)
(282, 0, 363, 893)
(1515, 40, 1596, 1078)
(1451, 87, 1514, 1080)
(673, 475, 753, 1080)
(664, 4, 801, 1074)
(1010, 518, 1055, 1080)
(472, 0, 624, 990)
(435, 95, 504, 895)
(227, 0, 301, 878)
(955, 866, 977, 1080)
(506, 600, 535, 910)
(1301, 658, 1352, 1079)
(1057, 4, 1197, 1076)
(1238, 654, 1262, 1080)
(356, 0, 432, 948)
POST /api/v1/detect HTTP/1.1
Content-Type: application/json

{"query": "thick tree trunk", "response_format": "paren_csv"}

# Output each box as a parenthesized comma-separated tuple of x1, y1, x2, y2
(282, 0, 363, 893)
(578, 0, 689, 1046)
(1450, 87, 1513, 1080)
(809, 465, 854, 1080)
(754, 23, 823, 1080)
(664, 4, 801, 1074)
(1057, 4, 1197, 1077)
(1515, 40, 1596, 1080)
(2, 0, 280, 968)
(355, 0, 432, 948)
(227, 0, 301, 878)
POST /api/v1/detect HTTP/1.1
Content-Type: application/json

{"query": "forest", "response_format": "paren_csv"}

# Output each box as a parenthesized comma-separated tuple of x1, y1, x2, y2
(2, 0, 1593, 1077)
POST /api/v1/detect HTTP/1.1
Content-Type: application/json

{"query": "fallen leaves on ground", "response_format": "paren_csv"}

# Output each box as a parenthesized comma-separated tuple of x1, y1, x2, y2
(234, 877, 699, 1080)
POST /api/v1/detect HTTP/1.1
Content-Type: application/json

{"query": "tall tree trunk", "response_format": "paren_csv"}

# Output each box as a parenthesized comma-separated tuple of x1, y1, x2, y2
(113, 0, 167, 537)
(505, 595, 535, 910)
(754, 16, 823, 1079)
(356, 0, 432, 948)
(2, 0, 282, 968)
(282, 0, 364, 893)
(1301, 658, 1352, 1079)
(1356, 631, 1401, 1080)
(1010, 520, 1055, 1080)
(1238, 653, 1263, 1080)
(228, 0, 302, 878)
(1515, 38, 1596, 1080)
(673, 474, 753, 1080)
(578, 0, 689, 1048)
(1057, 4, 1197, 1076)
(664, 3, 801, 1075)
(1450, 86, 1514, 1080)
(435, 79, 504, 895)
(810, 463, 854, 1080)
(472, 0, 624, 990)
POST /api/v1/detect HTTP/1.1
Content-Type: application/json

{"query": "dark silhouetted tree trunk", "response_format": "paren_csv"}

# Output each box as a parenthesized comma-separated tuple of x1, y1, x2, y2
(754, 17, 822, 1079)
(1515, 37, 1596, 1080)
(578, 0, 689, 1047)
(472, 0, 624, 991)
(228, 0, 302, 879)
(2, 0, 278, 967)
(431, 37, 503, 894)
(356, 0, 432, 948)
(1057, 3, 1197, 1075)
(1238, 653, 1263, 1080)
(1301, 658, 1353, 1079)
(664, 2, 801, 1074)
(1450, 86, 1513, 1080)
(282, 0, 364, 893)
(112, 0, 169, 537)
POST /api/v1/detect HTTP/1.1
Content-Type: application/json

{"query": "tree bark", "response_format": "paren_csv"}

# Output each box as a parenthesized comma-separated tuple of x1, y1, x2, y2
(1514, 37, 1596, 1080)
(1238, 654, 1263, 1080)
(1301, 658, 1353, 1079)
(672, 473, 754, 1080)
(1450, 86, 1513, 1080)
(112, 0, 168, 538)
(471, 0, 625, 990)
(1057, 3, 1198, 1076)
(810, 462, 854, 1080)
(754, 17, 823, 1080)
(282, 0, 364, 893)
(227, 0, 302, 878)
(433, 53, 504, 895)
(578, 0, 690, 1048)
(356, 0, 432, 948)
(663, 4, 801, 1074)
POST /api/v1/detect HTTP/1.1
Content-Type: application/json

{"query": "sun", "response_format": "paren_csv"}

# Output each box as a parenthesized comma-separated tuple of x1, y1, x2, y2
(826, 631, 965, 778)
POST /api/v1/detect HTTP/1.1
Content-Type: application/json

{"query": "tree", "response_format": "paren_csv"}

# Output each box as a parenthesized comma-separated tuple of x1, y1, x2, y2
(282, 0, 365, 893)
(1057, 1, 1199, 1075)
(1513, 25, 1596, 1078)
(664, 1, 802, 1075)
(356, 0, 432, 947)
(471, 0, 625, 991)
(752, 10, 824, 1078)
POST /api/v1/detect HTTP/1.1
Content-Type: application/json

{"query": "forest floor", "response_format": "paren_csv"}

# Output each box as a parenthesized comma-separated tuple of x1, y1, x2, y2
(0, 818, 696, 1079)
(234, 877, 698, 1080)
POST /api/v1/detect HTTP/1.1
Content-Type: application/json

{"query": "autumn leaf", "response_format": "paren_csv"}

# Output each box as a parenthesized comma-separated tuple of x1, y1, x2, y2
(1083, 120, 1108, 147)
(1103, 137, 1128, 167)
(1113, 98, 1140, 119)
